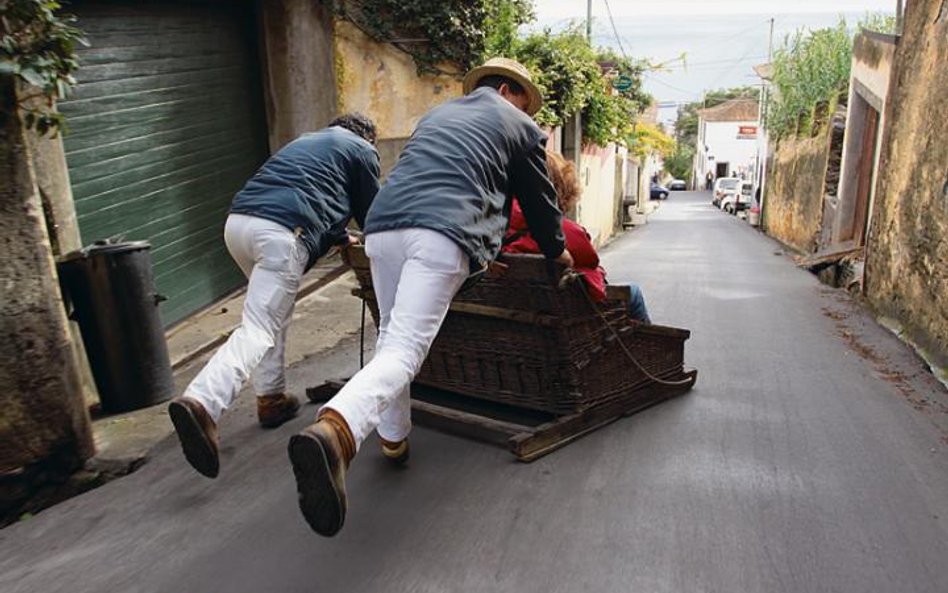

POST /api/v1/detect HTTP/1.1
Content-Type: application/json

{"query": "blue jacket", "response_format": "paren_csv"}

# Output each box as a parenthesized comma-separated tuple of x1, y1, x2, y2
(230, 127, 380, 269)
(363, 87, 565, 270)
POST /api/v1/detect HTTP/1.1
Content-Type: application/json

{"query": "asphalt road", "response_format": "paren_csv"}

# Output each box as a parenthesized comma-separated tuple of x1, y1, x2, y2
(2, 191, 947, 593)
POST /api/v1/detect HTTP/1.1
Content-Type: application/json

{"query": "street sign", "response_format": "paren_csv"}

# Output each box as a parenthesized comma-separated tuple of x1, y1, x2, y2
(612, 74, 634, 92)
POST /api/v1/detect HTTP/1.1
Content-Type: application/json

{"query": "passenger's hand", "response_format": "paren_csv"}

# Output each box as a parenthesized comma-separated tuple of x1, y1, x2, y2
(487, 260, 509, 277)
(554, 249, 574, 268)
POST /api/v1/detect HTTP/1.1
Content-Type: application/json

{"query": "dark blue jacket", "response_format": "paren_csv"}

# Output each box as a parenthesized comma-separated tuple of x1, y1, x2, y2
(230, 127, 380, 269)
(363, 87, 565, 270)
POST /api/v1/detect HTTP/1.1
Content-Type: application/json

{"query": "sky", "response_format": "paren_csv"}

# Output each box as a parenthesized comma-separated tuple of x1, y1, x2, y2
(533, 0, 897, 18)
(529, 0, 898, 123)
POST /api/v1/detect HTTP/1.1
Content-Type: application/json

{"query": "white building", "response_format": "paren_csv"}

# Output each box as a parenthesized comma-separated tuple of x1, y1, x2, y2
(692, 99, 760, 188)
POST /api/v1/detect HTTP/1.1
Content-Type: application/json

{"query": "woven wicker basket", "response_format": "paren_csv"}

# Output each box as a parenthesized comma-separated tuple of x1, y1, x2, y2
(343, 246, 690, 415)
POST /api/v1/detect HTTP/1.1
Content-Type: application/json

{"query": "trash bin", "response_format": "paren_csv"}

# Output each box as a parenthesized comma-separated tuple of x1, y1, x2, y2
(57, 241, 175, 414)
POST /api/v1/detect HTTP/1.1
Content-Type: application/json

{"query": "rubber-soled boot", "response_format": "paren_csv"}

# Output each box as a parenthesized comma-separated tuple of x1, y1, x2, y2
(288, 411, 355, 537)
(168, 397, 220, 478)
(257, 393, 301, 428)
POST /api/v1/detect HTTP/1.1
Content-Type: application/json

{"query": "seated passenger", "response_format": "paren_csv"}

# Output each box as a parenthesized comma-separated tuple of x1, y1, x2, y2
(503, 151, 651, 323)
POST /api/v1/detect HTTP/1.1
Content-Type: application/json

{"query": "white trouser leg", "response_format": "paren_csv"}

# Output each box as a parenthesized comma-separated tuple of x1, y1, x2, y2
(371, 249, 410, 443)
(252, 302, 295, 396)
(184, 214, 307, 421)
(324, 229, 469, 448)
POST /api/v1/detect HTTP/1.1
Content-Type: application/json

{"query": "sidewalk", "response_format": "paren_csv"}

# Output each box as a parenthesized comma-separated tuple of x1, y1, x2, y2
(88, 254, 365, 476)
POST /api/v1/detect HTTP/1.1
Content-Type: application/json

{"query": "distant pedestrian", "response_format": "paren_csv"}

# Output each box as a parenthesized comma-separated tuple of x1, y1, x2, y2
(287, 58, 572, 537)
(705, 171, 714, 191)
(167, 114, 381, 479)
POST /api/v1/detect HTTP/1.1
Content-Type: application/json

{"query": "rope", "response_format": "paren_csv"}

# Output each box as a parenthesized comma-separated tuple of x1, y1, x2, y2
(567, 273, 694, 387)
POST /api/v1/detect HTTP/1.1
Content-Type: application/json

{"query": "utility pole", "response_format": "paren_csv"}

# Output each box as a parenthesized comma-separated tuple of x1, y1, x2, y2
(586, 0, 593, 41)
(758, 17, 776, 227)
(570, 0, 593, 202)
(896, 0, 903, 36)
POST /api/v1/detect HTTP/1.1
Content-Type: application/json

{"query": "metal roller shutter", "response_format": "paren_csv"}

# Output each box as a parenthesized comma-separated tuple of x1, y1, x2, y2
(59, 1, 268, 326)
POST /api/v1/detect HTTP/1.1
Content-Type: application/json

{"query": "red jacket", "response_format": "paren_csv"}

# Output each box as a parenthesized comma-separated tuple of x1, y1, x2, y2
(503, 199, 607, 301)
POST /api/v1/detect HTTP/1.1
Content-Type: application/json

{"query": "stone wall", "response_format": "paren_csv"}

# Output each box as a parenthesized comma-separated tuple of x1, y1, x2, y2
(260, 0, 337, 152)
(864, 0, 948, 371)
(762, 131, 831, 254)
(334, 20, 460, 173)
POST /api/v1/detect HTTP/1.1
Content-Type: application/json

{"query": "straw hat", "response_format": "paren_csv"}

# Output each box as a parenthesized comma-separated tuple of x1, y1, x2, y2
(462, 57, 543, 116)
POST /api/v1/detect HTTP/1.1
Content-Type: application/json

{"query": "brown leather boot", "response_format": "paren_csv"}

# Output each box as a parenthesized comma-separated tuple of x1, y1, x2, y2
(168, 397, 220, 478)
(257, 393, 300, 428)
(380, 437, 410, 465)
(287, 409, 355, 537)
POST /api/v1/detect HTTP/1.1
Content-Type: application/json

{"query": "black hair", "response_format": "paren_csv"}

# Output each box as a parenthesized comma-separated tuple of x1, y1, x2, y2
(474, 74, 526, 96)
(329, 112, 377, 144)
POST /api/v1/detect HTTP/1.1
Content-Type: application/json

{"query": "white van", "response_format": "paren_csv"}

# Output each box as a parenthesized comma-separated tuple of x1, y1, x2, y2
(712, 177, 741, 207)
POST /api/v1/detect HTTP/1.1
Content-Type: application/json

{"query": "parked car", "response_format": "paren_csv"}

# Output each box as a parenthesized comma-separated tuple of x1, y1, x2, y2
(668, 179, 687, 191)
(721, 182, 755, 214)
(650, 182, 669, 200)
(712, 177, 740, 207)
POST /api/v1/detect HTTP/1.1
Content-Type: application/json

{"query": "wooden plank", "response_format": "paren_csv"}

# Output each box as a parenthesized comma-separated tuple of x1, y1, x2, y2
(447, 302, 560, 327)
(796, 246, 864, 270)
(509, 369, 698, 462)
(410, 400, 525, 447)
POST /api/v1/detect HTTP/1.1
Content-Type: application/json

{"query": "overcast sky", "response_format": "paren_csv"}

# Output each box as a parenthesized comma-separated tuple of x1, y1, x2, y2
(533, 0, 898, 19)
(530, 0, 898, 121)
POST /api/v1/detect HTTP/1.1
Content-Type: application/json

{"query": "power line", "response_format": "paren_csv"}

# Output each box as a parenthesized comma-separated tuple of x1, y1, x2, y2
(600, 0, 628, 59)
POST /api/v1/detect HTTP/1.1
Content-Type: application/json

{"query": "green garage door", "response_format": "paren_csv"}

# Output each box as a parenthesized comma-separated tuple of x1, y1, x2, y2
(60, 1, 268, 326)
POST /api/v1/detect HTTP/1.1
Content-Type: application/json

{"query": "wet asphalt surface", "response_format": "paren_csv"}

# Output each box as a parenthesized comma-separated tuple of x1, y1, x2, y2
(2, 191, 947, 593)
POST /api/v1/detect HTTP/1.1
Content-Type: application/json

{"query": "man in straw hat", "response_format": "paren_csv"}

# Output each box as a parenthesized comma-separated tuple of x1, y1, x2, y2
(287, 57, 573, 536)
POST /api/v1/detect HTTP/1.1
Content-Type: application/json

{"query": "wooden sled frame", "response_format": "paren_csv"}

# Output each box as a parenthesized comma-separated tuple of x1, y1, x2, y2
(328, 245, 698, 462)
(307, 368, 696, 463)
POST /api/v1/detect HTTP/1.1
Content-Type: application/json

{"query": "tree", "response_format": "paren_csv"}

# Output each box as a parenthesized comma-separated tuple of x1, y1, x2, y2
(0, 0, 93, 520)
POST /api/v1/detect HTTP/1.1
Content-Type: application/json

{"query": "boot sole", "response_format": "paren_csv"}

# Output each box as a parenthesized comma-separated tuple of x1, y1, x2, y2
(288, 433, 345, 536)
(168, 401, 219, 478)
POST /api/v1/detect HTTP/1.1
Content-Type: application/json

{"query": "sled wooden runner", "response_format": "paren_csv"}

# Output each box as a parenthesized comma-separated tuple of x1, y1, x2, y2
(307, 368, 696, 462)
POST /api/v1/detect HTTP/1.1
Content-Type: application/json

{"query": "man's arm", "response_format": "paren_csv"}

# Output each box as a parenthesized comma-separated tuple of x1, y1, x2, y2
(350, 149, 381, 229)
(509, 136, 567, 261)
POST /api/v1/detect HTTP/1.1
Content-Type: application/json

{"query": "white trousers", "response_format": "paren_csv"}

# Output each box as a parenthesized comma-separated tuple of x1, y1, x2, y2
(325, 228, 469, 448)
(185, 214, 308, 421)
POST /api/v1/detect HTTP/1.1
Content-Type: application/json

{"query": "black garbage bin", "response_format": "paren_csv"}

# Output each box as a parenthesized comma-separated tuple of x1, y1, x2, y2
(58, 241, 175, 414)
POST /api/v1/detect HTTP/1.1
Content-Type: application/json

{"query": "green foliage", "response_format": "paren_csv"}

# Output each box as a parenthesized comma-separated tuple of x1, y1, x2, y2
(767, 20, 852, 139)
(0, 0, 85, 134)
(512, 25, 601, 127)
(490, 23, 651, 146)
(765, 15, 894, 140)
(665, 142, 695, 181)
(628, 123, 674, 161)
(332, 0, 653, 148)
(860, 13, 898, 34)
(483, 0, 533, 58)
(328, 0, 533, 75)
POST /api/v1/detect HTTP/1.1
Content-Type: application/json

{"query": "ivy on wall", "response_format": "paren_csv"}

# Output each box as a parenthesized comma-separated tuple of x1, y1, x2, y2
(0, 0, 85, 134)
(326, 0, 533, 75)
(328, 0, 653, 148)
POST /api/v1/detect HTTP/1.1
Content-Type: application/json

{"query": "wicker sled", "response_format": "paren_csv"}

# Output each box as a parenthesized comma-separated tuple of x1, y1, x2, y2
(325, 245, 697, 461)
